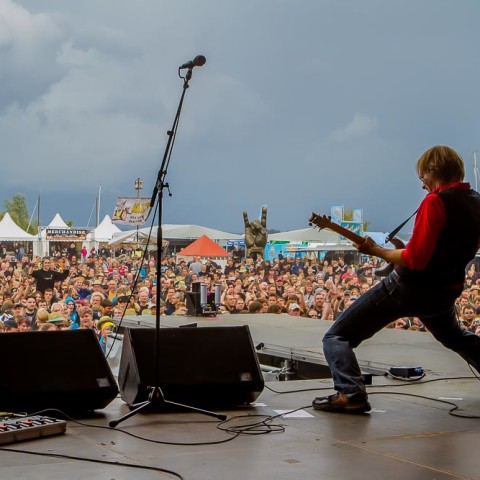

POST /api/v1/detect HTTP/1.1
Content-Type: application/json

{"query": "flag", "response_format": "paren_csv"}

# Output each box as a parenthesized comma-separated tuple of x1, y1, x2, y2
(112, 197, 152, 225)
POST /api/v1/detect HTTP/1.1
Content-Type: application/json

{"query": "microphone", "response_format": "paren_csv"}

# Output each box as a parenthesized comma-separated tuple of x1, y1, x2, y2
(179, 55, 206, 70)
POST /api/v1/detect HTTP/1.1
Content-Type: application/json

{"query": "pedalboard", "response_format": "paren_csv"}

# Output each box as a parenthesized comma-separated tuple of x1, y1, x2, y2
(0, 415, 66, 445)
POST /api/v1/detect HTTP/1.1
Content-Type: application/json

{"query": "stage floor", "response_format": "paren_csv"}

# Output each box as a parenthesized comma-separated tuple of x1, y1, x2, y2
(1, 377, 479, 479)
(1, 314, 480, 479)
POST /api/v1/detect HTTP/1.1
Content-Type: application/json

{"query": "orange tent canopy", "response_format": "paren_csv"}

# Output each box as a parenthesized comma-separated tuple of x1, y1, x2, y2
(177, 235, 231, 257)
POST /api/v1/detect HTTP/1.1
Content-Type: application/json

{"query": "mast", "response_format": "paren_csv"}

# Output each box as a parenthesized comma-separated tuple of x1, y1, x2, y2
(473, 150, 478, 192)
(37, 195, 40, 235)
(97, 185, 102, 227)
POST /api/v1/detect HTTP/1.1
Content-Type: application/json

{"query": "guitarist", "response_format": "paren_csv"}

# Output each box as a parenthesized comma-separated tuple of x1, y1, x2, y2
(313, 145, 480, 414)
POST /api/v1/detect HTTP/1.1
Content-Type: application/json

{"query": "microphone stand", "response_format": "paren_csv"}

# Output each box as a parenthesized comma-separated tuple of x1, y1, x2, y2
(110, 65, 226, 428)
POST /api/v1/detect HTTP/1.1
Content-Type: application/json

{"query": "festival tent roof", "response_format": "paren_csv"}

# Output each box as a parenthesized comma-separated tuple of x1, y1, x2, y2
(267, 227, 356, 251)
(108, 228, 168, 248)
(47, 213, 70, 229)
(87, 215, 122, 242)
(0, 213, 35, 240)
(177, 235, 230, 257)
(38, 213, 71, 241)
(110, 224, 242, 245)
(162, 224, 242, 241)
(268, 227, 349, 244)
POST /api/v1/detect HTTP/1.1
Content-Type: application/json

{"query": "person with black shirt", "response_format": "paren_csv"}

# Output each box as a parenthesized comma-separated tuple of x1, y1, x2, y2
(30, 258, 70, 294)
(24, 295, 38, 330)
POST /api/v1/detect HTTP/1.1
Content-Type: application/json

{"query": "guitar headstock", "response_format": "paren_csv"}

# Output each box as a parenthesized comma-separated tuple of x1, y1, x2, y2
(308, 212, 334, 230)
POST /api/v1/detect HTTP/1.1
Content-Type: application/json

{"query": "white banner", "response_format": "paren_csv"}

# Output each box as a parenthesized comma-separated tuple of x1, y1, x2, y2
(330, 205, 344, 224)
(112, 197, 152, 226)
(352, 208, 363, 223)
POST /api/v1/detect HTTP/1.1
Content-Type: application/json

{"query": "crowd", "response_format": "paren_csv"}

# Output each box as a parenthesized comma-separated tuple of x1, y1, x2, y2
(1, 246, 480, 350)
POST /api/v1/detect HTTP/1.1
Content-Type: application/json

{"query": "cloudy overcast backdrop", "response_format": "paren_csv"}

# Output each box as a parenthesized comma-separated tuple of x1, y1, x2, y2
(1, 0, 479, 234)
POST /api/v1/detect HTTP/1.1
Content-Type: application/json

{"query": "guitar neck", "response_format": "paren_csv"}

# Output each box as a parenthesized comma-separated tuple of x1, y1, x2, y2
(309, 213, 364, 244)
(327, 224, 363, 244)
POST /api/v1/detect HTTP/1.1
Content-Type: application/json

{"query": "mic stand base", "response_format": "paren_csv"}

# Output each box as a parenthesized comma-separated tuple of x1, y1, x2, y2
(109, 386, 227, 428)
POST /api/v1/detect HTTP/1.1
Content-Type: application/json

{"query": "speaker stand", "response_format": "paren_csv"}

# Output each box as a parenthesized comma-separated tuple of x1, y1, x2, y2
(109, 386, 226, 427)
(109, 61, 226, 428)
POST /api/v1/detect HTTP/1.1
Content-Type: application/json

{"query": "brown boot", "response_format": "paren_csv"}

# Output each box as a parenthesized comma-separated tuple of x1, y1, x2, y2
(312, 391, 371, 413)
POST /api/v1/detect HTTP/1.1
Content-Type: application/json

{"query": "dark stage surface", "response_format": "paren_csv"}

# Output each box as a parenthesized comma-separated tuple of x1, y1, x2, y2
(1, 314, 480, 479)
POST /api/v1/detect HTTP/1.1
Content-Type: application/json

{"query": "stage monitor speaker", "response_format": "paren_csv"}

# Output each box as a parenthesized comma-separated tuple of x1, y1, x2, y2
(118, 326, 265, 408)
(185, 291, 202, 316)
(0, 330, 119, 413)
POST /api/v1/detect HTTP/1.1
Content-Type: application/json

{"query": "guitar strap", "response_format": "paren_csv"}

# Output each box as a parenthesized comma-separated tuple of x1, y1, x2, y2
(385, 209, 418, 243)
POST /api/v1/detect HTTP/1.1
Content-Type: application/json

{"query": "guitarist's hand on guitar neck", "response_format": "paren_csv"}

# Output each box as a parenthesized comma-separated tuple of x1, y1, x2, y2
(354, 235, 378, 256)
(308, 212, 406, 274)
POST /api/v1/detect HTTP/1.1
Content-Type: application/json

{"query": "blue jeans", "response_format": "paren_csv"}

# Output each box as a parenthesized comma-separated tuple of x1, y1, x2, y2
(323, 270, 480, 394)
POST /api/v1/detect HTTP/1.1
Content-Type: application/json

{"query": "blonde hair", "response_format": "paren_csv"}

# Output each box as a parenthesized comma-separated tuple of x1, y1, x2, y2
(36, 309, 49, 323)
(78, 306, 93, 318)
(416, 145, 465, 184)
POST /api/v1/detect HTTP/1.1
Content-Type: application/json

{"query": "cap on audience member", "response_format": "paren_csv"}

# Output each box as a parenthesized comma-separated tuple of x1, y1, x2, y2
(2, 315, 17, 329)
(117, 295, 129, 304)
(248, 276, 256, 282)
(289, 303, 300, 311)
(97, 316, 115, 331)
(47, 312, 64, 324)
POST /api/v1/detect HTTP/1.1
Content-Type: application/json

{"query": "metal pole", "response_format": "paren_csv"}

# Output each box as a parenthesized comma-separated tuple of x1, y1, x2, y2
(473, 150, 478, 192)
(134, 178, 143, 251)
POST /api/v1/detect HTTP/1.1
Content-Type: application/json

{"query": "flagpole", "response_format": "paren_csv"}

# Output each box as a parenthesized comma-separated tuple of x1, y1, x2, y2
(97, 185, 102, 227)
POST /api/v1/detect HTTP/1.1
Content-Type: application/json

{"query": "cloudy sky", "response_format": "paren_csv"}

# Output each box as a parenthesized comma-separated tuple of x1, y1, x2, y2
(1, 0, 479, 235)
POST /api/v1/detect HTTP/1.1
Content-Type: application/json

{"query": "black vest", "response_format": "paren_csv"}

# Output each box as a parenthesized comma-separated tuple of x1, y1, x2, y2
(396, 186, 480, 287)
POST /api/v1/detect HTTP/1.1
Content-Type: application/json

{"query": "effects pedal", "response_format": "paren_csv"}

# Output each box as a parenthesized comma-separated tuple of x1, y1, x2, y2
(0, 415, 67, 445)
(387, 366, 424, 378)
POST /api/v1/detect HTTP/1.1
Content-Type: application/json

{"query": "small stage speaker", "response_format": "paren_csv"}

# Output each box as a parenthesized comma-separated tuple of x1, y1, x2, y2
(118, 326, 265, 408)
(185, 281, 201, 316)
(0, 330, 118, 413)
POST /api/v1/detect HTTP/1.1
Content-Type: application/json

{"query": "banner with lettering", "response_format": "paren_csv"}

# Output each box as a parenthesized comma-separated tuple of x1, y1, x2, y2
(112, 197, 152, 226)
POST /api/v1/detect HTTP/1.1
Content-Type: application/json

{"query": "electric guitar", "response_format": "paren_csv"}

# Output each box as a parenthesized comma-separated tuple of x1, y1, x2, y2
(308, 212, 405, 277)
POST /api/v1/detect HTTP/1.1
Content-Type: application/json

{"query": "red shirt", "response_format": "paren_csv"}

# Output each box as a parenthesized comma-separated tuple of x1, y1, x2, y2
(401, 182, 470, 270)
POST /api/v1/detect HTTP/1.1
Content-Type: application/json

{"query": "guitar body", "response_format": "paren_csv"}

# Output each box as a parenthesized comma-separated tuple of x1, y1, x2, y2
(308, 213, 405, 277)
(373, 237, 405, 277)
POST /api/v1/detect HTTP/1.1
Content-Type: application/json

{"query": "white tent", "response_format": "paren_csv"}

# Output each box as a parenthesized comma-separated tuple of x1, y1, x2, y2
(109, 229, 168, 249)
(35, 213, 72, 256)
(268, 227, 351, 244)
(266, 227, 356, 254)
(46, 213, 70, 229)
(87, 215, 122, 243)
(110, 224, 242, 247)
(162, 224, 242, 242)
(0, 213, 35, 241)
